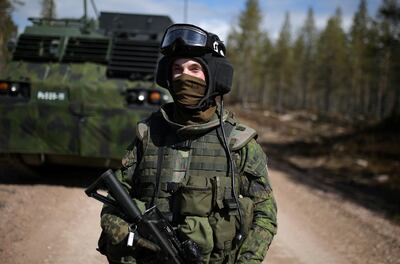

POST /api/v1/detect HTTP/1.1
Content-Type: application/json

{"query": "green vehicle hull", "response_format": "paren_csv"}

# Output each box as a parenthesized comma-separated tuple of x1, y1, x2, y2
(0, 12, 172, 170)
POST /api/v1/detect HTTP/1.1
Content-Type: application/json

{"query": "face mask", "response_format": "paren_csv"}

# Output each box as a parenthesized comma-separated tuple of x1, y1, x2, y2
(171, 74, 207, 108)
(170, 74, 216, 125)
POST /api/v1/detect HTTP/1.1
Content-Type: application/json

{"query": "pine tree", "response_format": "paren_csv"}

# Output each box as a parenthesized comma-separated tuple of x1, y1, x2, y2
(294, 7, 317, 110)
(41, 0, 56, 20)
(258, 32, 273, 108)
(376, 0, 400, 117)
(226, 27, 241, 103)
(292, 33, 305, 109)
(350, 0, 372, 117)
(315, 7, 350, 114)
(270, 12, 293, 112)
(227, 0, 262, 107)
(0, 0, 17, 72)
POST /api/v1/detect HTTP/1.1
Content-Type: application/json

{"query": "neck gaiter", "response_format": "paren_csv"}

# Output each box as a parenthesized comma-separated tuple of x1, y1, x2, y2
(171, 74, 216, 125)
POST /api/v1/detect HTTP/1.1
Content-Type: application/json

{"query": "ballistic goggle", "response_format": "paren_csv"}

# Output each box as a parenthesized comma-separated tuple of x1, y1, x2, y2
(160, 24, 226, 57)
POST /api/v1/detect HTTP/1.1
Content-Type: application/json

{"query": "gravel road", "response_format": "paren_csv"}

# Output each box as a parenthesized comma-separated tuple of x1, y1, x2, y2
(1, 109, 400, 264)
(1, 161, 399, 264)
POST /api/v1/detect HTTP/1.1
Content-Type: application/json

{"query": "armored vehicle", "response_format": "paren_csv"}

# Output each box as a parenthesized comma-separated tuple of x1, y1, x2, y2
(0, 12, 173, 171)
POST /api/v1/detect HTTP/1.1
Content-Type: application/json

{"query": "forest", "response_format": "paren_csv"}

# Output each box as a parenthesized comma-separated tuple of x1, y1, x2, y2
(2, 0, 399, 123)
(0, 0, 55, 73)
(227, 0, 400, 122)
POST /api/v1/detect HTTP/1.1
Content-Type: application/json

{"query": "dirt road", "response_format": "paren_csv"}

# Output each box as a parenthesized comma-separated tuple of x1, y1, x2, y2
(1, 108, 400, 263)
(265, 162, 400, 264)
(0, 172, 105, 264)
(1, 161, 399, 264)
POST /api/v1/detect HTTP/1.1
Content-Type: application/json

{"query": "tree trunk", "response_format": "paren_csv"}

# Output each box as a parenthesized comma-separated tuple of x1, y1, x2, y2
(377, 50, 390, 119)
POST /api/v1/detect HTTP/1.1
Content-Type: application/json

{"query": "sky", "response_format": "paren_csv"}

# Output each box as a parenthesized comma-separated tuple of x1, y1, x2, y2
(11, 0, 382, 42)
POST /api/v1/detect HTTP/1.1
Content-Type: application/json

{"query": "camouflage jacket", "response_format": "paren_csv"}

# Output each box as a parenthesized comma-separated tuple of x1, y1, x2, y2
(100, 103, 277, 264)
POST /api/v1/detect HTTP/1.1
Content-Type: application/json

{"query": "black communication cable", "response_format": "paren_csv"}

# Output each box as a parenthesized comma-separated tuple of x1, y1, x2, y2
(218, 96, 244, 244)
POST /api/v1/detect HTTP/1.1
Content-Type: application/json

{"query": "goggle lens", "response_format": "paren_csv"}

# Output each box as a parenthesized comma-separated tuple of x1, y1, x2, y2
(161, 26, 207, 49)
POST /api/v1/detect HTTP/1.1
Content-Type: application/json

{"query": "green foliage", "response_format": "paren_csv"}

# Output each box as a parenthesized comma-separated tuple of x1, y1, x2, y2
(227, 0, 264, 106)
(227, 0, 400, 120)
(376, 0, 400, 117)
(349, 0, 371, 116)
(294, 8, 317, 109)
(315, 7, 350, 113)
(270, 12, 293, 112)
(0, 0, 17, 70)
(41, 0, 56, 19)
(257, 32, 273, 107)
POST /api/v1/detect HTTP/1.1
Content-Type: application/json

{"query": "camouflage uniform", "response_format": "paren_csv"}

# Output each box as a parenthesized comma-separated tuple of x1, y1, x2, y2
(100, 103, 277, 264)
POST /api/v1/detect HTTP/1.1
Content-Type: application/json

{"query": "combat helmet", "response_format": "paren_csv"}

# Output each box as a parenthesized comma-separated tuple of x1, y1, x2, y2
(156, 24, 233, 110)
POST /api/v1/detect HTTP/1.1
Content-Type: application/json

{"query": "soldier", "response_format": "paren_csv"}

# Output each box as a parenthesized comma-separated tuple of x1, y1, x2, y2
(98, 23, 277, 264)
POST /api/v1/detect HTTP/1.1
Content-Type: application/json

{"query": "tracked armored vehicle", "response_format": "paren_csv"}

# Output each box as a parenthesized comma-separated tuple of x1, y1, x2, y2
(0, 12, 173, 171)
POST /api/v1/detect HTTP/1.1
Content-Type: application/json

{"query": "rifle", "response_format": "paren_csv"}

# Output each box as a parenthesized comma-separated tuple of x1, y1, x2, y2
(85, 169, 201, 264)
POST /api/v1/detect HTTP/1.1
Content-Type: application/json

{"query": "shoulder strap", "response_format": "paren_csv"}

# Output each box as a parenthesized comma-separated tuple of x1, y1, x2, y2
(150, 145, 165, 207)
(136, 121, 148, 141)
(136, 110, 164, 141)
(229, 123, 257, 151)
(144, 111, 170, 207)
(216, 121, 235, 143)
(216, 121, 242, 212)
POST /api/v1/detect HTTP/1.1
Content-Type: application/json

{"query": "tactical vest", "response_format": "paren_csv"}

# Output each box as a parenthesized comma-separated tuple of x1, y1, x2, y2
(134, 111, 257, 263)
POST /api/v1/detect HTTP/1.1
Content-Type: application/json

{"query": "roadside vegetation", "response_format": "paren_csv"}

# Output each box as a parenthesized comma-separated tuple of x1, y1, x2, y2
(234, 106, 400, 223)
(227, 0, 400, 223)
(227, 0, 400, 121)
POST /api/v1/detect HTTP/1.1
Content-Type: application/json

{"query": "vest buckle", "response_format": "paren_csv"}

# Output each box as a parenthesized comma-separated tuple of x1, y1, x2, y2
(223, 198, 238, 215)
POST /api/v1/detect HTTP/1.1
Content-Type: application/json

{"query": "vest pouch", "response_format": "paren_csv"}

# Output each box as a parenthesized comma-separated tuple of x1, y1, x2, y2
(208, 211, 236, 262)
(235, 197, 254, 238)
(212, 176, 234, 210)
(178, 216, 214, 264)
(180, 176, 213, 216)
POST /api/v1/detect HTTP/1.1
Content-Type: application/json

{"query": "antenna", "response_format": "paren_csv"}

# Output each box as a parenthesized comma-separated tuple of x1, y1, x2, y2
(83, 0, 87, 20)
(90, 0, 99, 18)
